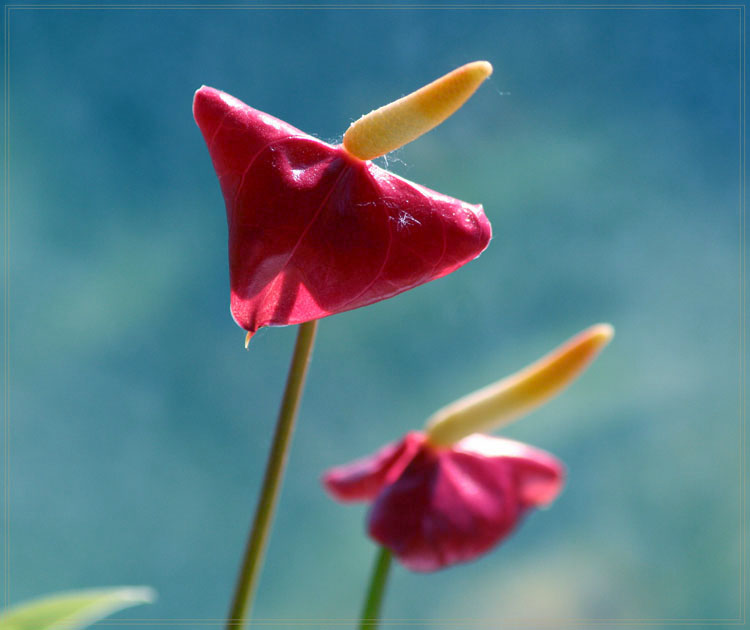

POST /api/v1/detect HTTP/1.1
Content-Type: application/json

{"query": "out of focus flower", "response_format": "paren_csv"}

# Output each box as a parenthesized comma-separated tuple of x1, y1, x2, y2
(324, 324, 614, 571)
(193, 62, 493, 343)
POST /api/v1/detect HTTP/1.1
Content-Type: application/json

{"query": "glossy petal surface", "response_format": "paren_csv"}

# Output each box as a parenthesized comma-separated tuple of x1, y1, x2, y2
(193, 87, 492, 338)
(323, 432, 564, 572)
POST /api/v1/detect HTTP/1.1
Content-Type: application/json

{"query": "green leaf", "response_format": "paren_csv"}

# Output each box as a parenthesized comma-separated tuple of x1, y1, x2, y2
(0, 586, 155, 630)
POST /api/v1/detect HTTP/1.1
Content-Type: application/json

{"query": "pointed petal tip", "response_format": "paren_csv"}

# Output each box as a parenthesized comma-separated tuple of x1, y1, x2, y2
(192, 85, 224, 131)
(192, 86, 248, 133)
(192, 84, 216, 107)
(192, 86, 204, 116)
(320, 469, 335, 491)
(321, 469, 351, 502)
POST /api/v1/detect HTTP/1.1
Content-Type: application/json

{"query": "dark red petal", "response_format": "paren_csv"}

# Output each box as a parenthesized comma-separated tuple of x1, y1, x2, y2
(193, 87, 492, 338)
(453, 434, 565, 508)
(322, 432, 425, 502)
(368, 434, 564, 571)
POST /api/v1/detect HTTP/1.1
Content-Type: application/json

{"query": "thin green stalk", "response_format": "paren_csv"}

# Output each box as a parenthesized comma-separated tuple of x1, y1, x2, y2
(226, 320, 319, 630)
(359, 547, 392, 629)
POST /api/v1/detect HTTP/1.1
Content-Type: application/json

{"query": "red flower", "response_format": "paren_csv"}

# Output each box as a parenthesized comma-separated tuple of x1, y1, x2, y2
(323, 324, 614, 572)
(193, 66, 492, 342)
(324, 431, 563, 572)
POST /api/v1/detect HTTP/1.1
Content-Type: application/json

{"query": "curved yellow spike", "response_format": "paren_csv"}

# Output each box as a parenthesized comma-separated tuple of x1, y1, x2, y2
(425, 324, 614, 446)
(342, 61, 493, 161)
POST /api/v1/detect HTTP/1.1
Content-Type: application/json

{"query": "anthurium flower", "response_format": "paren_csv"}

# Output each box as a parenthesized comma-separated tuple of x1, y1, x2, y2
(324, 324, 614, 571)
(193, 62, 493, 342)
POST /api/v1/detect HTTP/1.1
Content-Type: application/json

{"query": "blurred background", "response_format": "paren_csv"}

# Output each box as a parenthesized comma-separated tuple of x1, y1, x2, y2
(3, 2, 744, 627)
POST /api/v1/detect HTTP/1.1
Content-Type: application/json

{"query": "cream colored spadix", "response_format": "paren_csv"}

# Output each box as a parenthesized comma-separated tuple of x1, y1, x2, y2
(342, 61, 493, 161)
(425, 324, 614, 446)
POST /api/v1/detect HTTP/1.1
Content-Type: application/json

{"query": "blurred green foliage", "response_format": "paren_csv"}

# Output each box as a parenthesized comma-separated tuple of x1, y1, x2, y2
(0, 587, 154, 630)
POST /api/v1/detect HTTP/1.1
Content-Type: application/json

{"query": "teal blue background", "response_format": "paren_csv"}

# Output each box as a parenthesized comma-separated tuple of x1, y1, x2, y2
(4, 2, 745, 627)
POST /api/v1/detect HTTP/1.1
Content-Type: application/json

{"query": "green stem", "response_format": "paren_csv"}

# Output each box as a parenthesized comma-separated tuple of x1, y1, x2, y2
(359, 547, 392, 629)
(226, 320, 319, 630)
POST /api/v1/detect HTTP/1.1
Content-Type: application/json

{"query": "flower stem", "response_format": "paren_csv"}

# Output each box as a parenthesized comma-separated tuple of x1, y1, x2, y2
(226, 320, 319, 630)
(359, 547, 392, 629)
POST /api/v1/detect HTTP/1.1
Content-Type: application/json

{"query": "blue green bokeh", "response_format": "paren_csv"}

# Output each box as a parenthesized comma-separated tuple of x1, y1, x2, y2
(5, 3, 743, 627)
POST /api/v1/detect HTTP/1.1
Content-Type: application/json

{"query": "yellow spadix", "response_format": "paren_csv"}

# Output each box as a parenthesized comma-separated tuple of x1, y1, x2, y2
(425, 324, 614, 446)
(343, 61, 493, 161)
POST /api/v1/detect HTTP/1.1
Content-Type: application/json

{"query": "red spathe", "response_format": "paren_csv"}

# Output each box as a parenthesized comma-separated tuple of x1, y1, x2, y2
(324, 432, 564, 572)
(193, 87, 492, 339)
